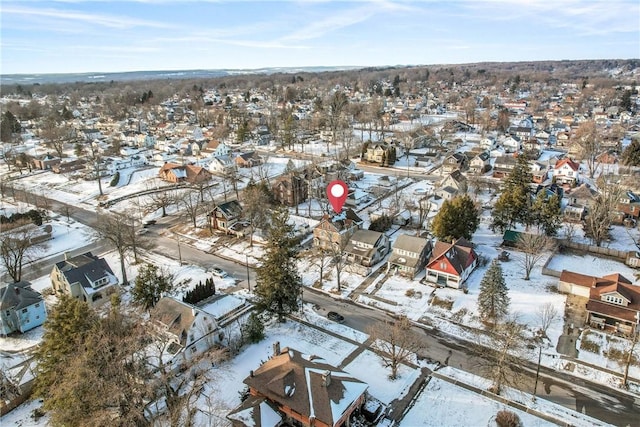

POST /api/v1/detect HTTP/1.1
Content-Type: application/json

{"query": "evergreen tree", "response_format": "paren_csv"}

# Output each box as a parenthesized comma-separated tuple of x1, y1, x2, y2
(477, 260, 510, 324)
(622, 138, 640, 166)
(531, 192, 562, 236)
(33, 295, 98, 401)
(131, 263, 174, 310)
(242, 312, 265, 343)
(491, 155, 532, 232)
(254, 208, 302, 322)
(431, 194, 480, 242)
(0, 111, 21, 142)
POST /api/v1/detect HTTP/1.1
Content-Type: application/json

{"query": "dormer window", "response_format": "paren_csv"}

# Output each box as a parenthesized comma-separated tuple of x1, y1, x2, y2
(604, 295, 624, 305)
(93, 277, 109, 288)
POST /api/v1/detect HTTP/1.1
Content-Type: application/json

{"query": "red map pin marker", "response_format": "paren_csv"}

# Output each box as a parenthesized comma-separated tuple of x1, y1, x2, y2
(327, 180, 348, 213)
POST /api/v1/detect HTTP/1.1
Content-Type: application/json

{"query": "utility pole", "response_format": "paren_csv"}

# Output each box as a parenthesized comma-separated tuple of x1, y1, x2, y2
(245, 254, 251, 291)
(533, 344, 542, 396)
(175, 231, 183, 265)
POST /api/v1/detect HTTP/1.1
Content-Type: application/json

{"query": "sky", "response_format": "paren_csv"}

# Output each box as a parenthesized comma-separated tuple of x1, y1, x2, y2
(1, 0, 639, 75)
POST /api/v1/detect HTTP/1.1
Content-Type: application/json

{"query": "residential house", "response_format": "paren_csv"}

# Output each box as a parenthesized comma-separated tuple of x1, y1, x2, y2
(31, 153, 60, 171)
(492, 155, 517, 179)
(344, 229, 390, 268)
(0, 281, 47, 335)
(79, 128, 102, 140)
(435, 186, 459, 201)
(209, 200, 243, 234)
(201, 140, 231, 157)
(50, 252, 119, 306)
(553, 158, 581, 185)
(440, 152, 467, 175)
(439, 170, 468, 193)
(208, 155, 236, 176)
(530, 162, 549, 184)
(425, 238, 478, 289)
(52, 158, 87, 174)
(502, 136, 521, 153)
(596, 150, 618, 165)
(149, 297, 222, 364)
(557, 271, 640, 335)
(272, 174, 308, 207)
(313, 210, 362, 252)
(227, 344, 368, 427)
(363, 142, 396, 166)
(479, 137, 497, 150)
(563, 183, 597, 221)
(468, 151, 490, 174)
(615, 191, 640, 226)
(387, 234, 433, 279)
(509, 126, 533, 140)
(158, 162, 212, 184)
(235, 152, 263, 168)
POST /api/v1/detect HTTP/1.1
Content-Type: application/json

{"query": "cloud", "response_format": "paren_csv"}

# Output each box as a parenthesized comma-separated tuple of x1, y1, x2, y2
(2, 5, 175, 30)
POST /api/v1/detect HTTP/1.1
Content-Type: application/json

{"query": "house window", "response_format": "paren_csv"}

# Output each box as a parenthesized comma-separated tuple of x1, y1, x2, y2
(35, 303, 40, 308)
(189, 334, 194, 342)
(440, 262, 446, 269)
(605, 295, 624, 305)
(22, 308, 28, 313)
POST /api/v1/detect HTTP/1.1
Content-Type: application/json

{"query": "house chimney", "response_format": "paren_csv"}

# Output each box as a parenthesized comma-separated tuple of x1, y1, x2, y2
(250, 370, 254, 378)
(321, 370, 331, 387)
(273, 341, 280, 357)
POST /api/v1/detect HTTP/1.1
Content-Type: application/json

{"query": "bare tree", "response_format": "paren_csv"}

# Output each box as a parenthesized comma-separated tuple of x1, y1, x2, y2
(222, 167, 241, 200)
(0, 224, 47, 282)
(242, 183, 270, 247)
(41, 117, 72, 158)
(308, 246, 332, 289)
(82, 141, 104, 196)
(584, 177, 624, 247)
(572, 120, 601, 178)
(368, 316, 424, 380)
(327, 91, 348, 154)
(474, 319, 526, 395)
(623, 332, 639, 389)
(515, 232, 555, 280)
(535, 302, 559, 340)
(179, 190, 201, 229)
(148, 187, 177, 217)
(94, 213, 134, 285)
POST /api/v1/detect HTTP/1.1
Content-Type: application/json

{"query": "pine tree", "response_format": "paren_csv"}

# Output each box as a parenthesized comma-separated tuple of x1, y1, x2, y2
(491, 155, 532, 232)
(242, 312, 265, 343)
(254, 208, 302, 322)
(531, 192, 562, 236)
(431, 194, 480, 242)
(622, 138, 640, 166)
(477, 260, 510, 324)
(33, 295, 98, 401)
(131, 263, 174, 310)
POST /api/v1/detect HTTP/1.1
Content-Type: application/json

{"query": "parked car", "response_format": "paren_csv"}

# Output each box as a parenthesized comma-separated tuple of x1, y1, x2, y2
(211, 267, 228, 278)
(136, 228, 149, 235)
(143, 219, 157, 227)
(327, 311, 345, 323)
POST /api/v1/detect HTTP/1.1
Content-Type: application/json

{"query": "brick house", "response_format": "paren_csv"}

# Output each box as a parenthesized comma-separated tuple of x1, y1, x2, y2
(312, 210, 362, 252)
(227, 344, 368, 427)
(272, 174, 308, 207)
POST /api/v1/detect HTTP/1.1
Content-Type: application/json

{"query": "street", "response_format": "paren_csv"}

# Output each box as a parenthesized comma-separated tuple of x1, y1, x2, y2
(8, 187, 640, 426)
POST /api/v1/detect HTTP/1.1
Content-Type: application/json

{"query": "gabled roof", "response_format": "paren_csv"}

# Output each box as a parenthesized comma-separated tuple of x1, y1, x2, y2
(54, 252, 115, 290)
(150, 297, 197, 345)
(554, 158, 580, 171)
(348, 229, 383, 247)
(215, 200, 243, 218)
(391, 234, 431, 255)
(0, 281, 43, 311)
(243, 348, 368, 427)
(427, 238, 476, 275)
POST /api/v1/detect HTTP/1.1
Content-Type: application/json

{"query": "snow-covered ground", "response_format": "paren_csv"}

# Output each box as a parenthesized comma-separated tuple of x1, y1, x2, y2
(2, 147, 640, 426)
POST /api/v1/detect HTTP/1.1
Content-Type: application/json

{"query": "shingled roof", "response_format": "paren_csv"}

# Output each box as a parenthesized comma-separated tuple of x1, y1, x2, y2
(241, 347, 367, 427)
(0, 281, 43, 311)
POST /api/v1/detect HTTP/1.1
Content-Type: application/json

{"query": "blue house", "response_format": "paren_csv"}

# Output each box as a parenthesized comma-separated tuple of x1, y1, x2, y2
(0, 281, 47, 335)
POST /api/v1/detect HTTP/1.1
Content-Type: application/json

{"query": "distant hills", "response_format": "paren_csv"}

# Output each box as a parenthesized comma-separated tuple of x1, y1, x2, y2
(1, 66, 362, 85)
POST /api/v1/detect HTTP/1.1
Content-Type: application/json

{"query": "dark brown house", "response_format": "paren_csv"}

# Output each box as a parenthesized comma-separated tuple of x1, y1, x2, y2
(272, 174, 308, 207)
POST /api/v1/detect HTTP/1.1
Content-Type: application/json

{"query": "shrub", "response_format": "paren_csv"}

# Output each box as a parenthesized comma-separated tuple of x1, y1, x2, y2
(110, 171, 120, 187)
(431, 295, 453, 310)
(405, 289, 416, 298)
(495, 409, 522, 427)
(369, 214, 393, 232)
(579, 339, 601, 354)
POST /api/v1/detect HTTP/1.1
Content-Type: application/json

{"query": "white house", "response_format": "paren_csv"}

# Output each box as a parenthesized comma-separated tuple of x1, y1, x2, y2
(0, 281, 47, 335)
(150, 297, 223, 365)
(208, 155, 236, 175)
(553, 158, 581, 185)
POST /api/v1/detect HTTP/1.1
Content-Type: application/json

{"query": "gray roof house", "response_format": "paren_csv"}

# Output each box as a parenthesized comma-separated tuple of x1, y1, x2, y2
(0, 281, 47, 335)
(50, 252, 119, 306)
(387, 234, 433, 279)
(344, 229, 390, 272)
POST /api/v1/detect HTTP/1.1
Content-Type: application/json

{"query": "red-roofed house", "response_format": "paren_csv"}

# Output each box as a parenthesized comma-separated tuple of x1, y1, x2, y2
(553, 158, 581, 185)
(425, 238, 478, 289)
(558, 270, 640, 335)
(227, 343, 368, 427)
